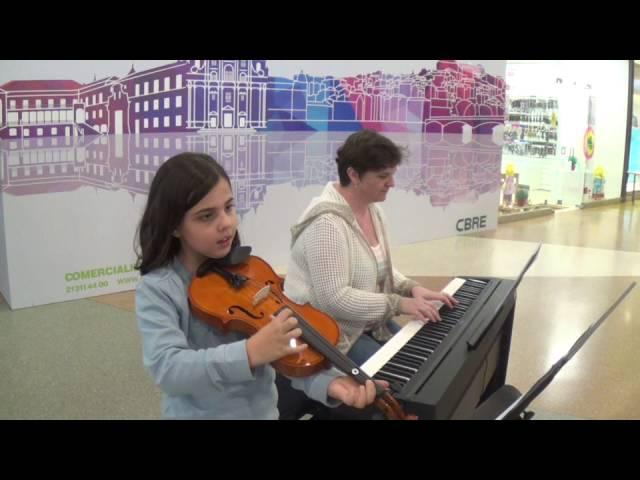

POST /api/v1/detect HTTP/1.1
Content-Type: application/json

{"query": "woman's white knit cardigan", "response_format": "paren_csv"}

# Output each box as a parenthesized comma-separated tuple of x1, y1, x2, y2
(284, 182, 420, 354)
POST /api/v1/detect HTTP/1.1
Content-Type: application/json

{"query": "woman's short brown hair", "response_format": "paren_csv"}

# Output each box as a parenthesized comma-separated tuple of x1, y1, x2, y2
(336, 129, 404, 186)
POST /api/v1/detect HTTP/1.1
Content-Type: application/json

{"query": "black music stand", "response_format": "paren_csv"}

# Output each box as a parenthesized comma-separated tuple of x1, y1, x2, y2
(471, 281, 636, 420)
(467, 243, 541, 350)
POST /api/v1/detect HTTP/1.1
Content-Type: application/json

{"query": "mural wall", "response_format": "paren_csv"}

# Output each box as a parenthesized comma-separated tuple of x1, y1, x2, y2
(0, 60, 506, 309)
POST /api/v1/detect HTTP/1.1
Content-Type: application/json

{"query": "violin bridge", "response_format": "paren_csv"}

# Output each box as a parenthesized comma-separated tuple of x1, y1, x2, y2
(252, 285, 271, 306)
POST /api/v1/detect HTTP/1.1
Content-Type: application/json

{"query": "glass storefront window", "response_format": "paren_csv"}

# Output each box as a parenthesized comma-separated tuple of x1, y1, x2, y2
(627, 61, 640, 195)
(502, 61, 629, 214)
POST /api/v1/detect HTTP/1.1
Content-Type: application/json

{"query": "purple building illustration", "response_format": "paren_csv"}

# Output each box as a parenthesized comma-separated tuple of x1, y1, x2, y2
(0, 80, 90, 140)
(0, 60, 504, 139)
(0, 60, 270, 139)
(267, 60, 505, 133)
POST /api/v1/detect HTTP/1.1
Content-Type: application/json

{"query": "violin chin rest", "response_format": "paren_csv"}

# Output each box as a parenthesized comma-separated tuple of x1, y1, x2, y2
(229, 245, 252, 265)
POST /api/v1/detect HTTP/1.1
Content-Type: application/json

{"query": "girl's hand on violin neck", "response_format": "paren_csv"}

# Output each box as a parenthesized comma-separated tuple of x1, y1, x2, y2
(327, 378, 389, 409)
(246, 308, 307, 368)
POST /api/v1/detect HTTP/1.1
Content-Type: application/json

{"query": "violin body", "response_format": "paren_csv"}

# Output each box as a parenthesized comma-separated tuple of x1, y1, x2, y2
(188, 252, 415, 420)
(189, 255, 341, 377)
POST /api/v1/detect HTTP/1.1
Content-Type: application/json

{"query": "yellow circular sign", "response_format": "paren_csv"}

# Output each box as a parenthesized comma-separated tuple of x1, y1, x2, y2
(584, 127, 595, 159)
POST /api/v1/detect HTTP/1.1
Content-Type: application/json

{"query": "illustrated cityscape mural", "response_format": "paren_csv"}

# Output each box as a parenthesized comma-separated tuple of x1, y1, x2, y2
(0, 60, 506, 139)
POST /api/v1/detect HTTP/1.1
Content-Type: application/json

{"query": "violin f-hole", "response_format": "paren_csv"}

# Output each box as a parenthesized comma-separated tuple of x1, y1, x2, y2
(228, 305, 264, 320)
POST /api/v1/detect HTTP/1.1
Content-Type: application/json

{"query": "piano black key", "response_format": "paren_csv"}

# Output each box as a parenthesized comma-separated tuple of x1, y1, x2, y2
(407, 336, 435, 347)
(403, 344, 433, 356)
(458, 292, 479, 300)
(411, 334, 440, 348)
(429, 321, 451, 331)
(420, 323, 443, 332)
(460, 284, 481, 293)
(416, 337, 443, 348)
(377, 369, 411, 383)
(460, 285, 484, 294)
(374, 372, 406, 391)
(455, 291, 474, 298)
(439, 320, 458, 329)
(428, 329, 450, 339)
(409, 341, 439, 355)
(380, 365, 411, 379)
(454, 299, 472, 308)
(415, 329, 442, 342)
(392, 353, 424, 369)
(439, 316, 458, 324)
(385, 361, 418, 375)
(461, 287, 483, 295)
(450, 299, 468, 308)
(390, 361, 422, 373)
(448, 304, 466, 312)
(454, 301, 473, 309)
(430, 321, 451, 329)
(394, 350, 428, 363)
(455, 292, 476, 301)
(398, 345, 431, 362)
(393, 348, 424, 361)
(430, 324, 452, 335)
(417, 329, 446, 341)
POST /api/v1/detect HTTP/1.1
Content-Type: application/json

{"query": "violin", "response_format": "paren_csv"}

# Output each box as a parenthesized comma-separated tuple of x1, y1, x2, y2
(188, 246, 415, 420)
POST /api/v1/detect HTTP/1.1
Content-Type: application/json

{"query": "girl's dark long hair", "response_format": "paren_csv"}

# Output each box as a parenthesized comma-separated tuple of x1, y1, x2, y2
(134, 152, 239, 275)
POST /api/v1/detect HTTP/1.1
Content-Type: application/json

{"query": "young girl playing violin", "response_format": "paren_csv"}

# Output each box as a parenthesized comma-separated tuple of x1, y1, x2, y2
(134, 152, 382, 419)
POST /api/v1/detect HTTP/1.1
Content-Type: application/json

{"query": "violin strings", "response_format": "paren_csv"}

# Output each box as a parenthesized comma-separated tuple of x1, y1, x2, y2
(195, 271, 374, 386)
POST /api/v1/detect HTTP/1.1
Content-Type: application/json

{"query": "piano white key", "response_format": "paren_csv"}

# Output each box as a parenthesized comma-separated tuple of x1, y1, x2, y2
(361, 277, 467, 376)
(362, 320, 424, 376)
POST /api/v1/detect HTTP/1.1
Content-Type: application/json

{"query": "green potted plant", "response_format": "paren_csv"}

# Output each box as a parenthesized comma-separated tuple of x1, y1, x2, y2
(515, 188, 528, 207)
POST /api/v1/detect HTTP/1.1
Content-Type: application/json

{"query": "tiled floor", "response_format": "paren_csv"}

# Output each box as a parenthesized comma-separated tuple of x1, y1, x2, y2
(1, 201, 638, 419)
